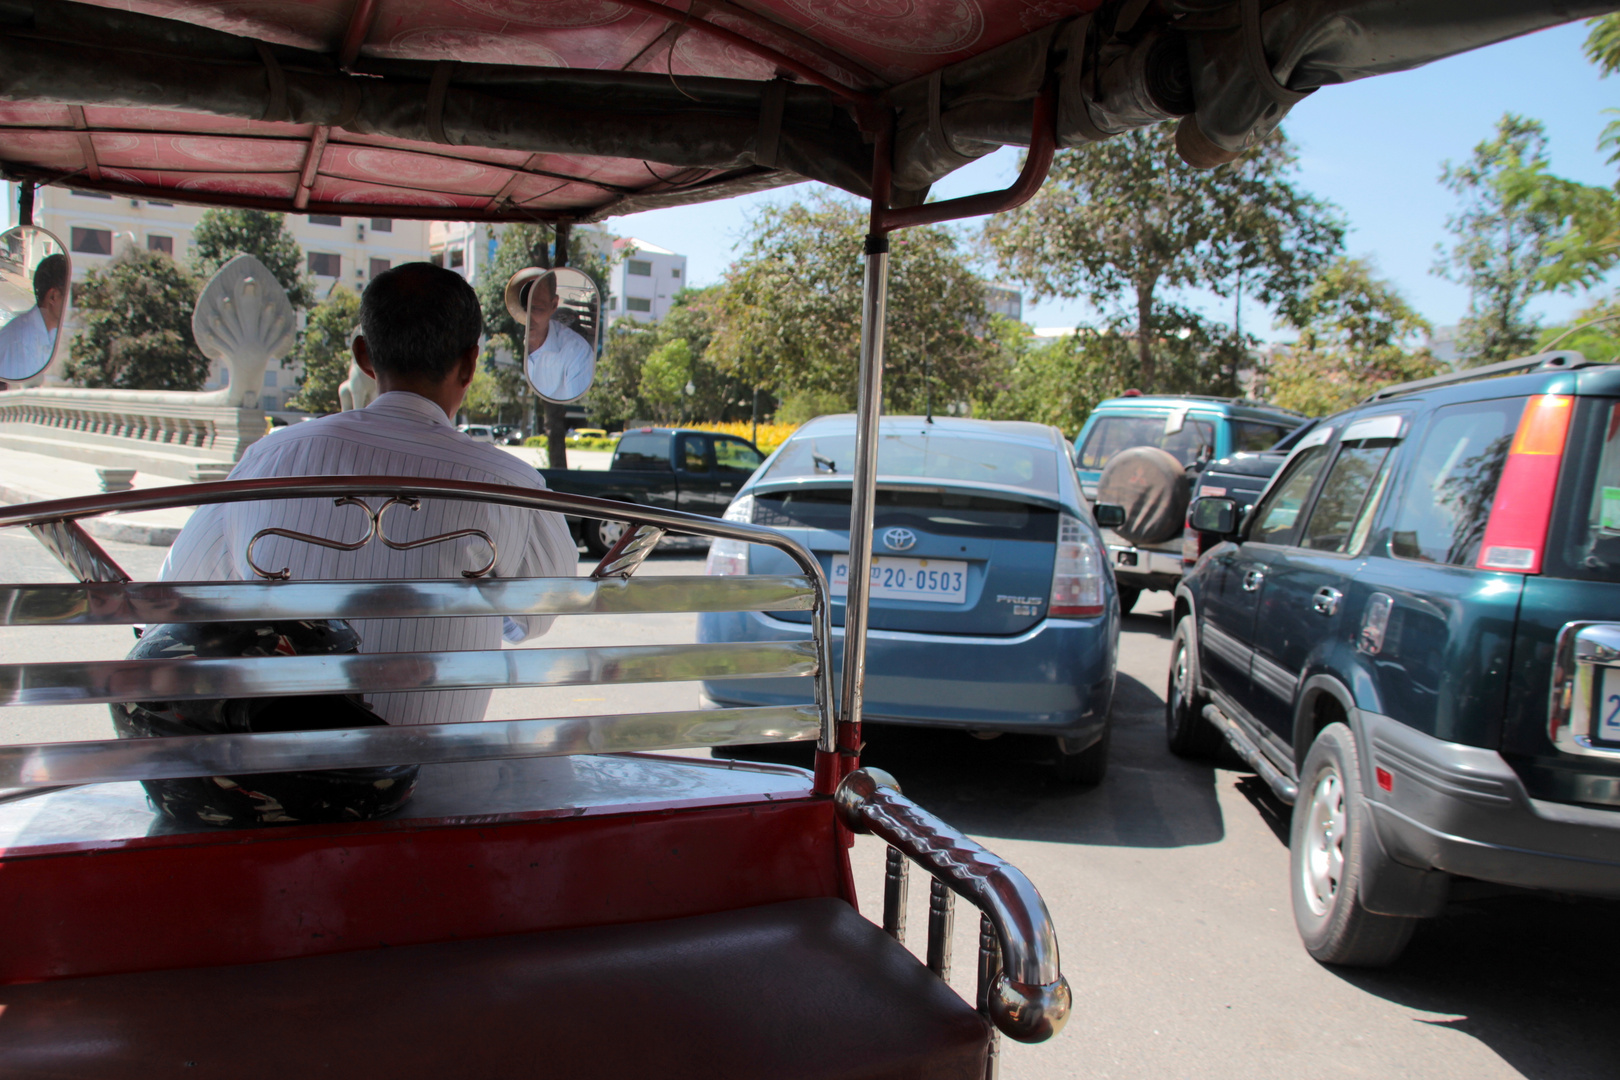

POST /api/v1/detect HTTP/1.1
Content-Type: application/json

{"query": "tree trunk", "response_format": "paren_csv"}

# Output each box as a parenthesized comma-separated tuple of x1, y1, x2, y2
(545, 401, 569, 470)
(1136, 282, 1156, 392)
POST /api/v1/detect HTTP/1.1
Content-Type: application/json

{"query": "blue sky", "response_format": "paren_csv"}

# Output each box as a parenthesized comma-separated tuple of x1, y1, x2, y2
(607, 20, 1617, 342)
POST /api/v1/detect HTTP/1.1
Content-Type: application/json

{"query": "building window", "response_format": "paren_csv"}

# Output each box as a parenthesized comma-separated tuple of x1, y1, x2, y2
(430, 252, 445, 267)
(147, 235, 174, 256)
(71, 227, 113, 255)
(628, 259, 652, 277)
(626, 296, 652, 312)
(449, 247, 465, 268)
(370, 257, 391, 279)
(149, 200, 174, 208)
(370, 218, 393, 232)
(308, 215, 341, 226)
(263, 370, 277, 388)
(308, 252, 341, 277)
(70, 189, 111, 199)
(671, 267, 682, 279)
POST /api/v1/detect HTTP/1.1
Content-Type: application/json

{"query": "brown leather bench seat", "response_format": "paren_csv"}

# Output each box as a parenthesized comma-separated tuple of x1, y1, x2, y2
(0, 897, 990, 1080)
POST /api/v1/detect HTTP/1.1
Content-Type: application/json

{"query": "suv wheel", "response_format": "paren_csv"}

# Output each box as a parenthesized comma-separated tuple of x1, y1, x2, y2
(1166, 616, 1222, 758)
(1291, 723, 1417, 967)
(1053, 725, 1109, 785)
(584, 518, 629, 558)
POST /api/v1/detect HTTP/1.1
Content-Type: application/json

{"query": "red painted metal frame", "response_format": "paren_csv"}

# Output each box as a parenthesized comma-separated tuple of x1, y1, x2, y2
(0, 793, 849, 983)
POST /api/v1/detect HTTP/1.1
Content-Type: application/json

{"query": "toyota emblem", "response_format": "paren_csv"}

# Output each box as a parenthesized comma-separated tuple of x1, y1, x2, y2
(882, 527, 917, 552)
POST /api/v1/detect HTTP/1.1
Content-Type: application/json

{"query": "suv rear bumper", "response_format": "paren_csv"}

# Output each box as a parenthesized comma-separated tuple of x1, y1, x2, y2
(1359, 711, 1620, 899)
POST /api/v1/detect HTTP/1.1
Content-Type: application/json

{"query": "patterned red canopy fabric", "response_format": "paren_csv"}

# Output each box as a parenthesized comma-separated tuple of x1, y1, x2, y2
(0, 0, 1099, 220)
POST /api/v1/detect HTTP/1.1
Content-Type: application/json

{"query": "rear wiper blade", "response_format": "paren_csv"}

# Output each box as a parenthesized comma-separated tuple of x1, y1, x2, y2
(813, 454, 838, 473)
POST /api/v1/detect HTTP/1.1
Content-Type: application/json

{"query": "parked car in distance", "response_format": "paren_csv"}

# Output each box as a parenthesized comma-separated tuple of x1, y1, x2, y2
(539, 427, 765, 555)
(1179, 420, 1321, 572)
(1075, 394, 1304, 611)
(699, 415, 1122, 783)
(568, 427, 610, 441)
(491, 424, 526, 445)
(1172, 351, 1620, 967)
(459, 424, 496, 444)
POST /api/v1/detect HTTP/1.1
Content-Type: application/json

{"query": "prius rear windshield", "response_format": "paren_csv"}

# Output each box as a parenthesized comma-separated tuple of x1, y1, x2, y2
(763, 431, 1058, 494)
(753, 488, 1058, 542)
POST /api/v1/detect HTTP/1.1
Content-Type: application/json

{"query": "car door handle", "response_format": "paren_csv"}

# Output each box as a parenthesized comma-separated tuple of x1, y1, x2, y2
(1241, 569, 1265, 592)
(1312, 587, 1343, 616)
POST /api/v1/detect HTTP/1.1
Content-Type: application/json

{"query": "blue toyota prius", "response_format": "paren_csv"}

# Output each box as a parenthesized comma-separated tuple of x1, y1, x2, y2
(699, 415, 1121, 783)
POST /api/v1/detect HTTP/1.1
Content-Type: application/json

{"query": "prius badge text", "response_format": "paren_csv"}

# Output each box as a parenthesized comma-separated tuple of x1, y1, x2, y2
(882, 527, 917, 552)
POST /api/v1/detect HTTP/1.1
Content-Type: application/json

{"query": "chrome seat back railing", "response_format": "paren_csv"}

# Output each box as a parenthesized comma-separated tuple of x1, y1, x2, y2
(0, 476, 837, 791)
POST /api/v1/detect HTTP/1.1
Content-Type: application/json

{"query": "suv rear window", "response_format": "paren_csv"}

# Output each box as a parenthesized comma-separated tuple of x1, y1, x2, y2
(1547, 398, 1620, 581)
(1232, 420, 1290, 452)
(753, 488, 1057, 542)
(1077, 414, 1216, 470)
(1389, 399, 1522, 566)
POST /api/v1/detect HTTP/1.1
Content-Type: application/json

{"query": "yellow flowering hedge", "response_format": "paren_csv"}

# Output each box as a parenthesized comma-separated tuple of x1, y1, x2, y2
(685, 421, 799, 453)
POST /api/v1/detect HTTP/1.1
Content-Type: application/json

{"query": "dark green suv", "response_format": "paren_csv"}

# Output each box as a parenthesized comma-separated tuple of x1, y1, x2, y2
(1173, 352, 1620, 967)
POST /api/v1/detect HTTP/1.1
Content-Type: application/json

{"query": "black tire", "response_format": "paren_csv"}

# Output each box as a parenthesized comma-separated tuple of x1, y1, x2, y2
(582, 517, 629, 558)
(1118, 585, 1142, 615)
(1290, 723, 1418, 967)
(1053, 725, 1110, 785)
(1166, 616, 1222, 758)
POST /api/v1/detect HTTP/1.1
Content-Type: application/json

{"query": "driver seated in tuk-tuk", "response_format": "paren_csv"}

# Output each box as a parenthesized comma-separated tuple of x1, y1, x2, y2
(121, 263, 578, 827)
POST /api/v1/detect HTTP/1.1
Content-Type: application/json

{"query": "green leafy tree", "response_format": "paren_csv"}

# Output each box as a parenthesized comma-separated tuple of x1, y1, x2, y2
(189, 209, 313, 310)
(1537, 293, 1620, 362)
(709, 195, 996, 416)
(286, 285, 360, 413)
(640, 338, 693, 421)
(587, 286, 746, 428)
(64, 250, 209, 390)
(1270, 257, 1438, 416)
(1433, 115, 1618, 365)
(984, 123, 1342, 392)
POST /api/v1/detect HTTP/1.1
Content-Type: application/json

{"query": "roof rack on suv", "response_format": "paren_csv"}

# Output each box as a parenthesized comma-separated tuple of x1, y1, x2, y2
(1362, 351, 1599, 403)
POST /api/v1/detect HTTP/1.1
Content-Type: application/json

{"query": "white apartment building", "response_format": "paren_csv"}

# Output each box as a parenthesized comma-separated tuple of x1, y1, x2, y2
(610, 238, 686, 323)
(4, 183, 429, 408)
(986, 284, 1024, 322)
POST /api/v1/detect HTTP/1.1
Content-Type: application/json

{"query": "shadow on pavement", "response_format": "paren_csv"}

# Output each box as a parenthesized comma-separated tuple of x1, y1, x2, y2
(725, 669, 1227, 849)
(1120, 608, 1175, 640)
(1332, 891, 1620, 1080)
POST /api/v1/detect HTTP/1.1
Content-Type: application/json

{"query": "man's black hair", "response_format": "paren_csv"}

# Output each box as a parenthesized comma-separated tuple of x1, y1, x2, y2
(32, 253, 67, 305)
(359, 262, 483, 380)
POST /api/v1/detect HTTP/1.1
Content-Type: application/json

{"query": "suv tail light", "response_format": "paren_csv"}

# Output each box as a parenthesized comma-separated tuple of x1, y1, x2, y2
(1476, 395, 1573, 574)
(1050, 513, 1105, 617)
(704, 494, 755, 576)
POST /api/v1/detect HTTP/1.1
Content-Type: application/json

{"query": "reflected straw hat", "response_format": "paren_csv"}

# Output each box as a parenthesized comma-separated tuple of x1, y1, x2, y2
(503, 267, 555, 324)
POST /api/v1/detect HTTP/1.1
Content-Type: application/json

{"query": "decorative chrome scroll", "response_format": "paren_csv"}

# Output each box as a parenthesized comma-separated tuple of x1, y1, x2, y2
(835, 767, 1071, 1045)
(245, 496, 496, 580)
(246, 497, 376, 580)
(25, 519, 130, 584)
(592, 523, 665, 580)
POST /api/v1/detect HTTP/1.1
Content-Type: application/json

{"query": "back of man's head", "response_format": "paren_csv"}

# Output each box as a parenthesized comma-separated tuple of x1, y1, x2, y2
(360, 262, 483, 380)
(33, 253, 68, 304)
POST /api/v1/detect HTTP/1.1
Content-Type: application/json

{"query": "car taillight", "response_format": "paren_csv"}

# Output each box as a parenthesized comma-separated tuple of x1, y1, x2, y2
(1050, 513, 1105, 617)
(1476, 394, 1573, 574)
(704, 494, 755, 576)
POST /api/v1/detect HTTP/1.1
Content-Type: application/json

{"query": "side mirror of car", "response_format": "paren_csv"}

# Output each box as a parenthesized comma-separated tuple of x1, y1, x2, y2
(1092, 503, 1126, 529)
(1189, 496, 1238, 537)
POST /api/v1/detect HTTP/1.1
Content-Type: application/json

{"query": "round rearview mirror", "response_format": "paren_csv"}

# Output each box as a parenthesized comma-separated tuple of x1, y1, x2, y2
(0, 225, 70, 388)
(507, 267, 599, 404)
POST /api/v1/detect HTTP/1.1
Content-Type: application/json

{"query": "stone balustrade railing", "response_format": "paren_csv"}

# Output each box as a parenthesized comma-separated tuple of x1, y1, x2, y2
(0, 386, 265, 481)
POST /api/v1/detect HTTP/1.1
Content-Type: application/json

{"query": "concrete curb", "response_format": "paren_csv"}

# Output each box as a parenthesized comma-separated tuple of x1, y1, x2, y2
(0, 482, 181, 547)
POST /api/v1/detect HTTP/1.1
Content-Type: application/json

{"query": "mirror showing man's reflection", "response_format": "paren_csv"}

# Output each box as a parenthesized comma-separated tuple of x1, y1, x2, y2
(0, 227, 70, 386)
(517, 268, 599, 404)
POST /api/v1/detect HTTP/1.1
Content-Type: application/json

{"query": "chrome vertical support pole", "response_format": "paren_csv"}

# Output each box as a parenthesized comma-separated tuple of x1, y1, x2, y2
(976, 913, 1003, 1080)
(883, 844, 909, 942)
(835, 234, 889, 750)
(927, 875, 955, 979)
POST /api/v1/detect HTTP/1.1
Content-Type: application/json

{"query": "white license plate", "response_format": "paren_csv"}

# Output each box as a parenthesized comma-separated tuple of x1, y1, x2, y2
(830, 555, 968, 604)
(1599, 667, 1620, 742)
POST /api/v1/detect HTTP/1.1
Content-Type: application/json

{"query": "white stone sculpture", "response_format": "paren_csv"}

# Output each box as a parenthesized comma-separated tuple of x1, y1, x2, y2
(191, 253, 297, 409)
(338, 358, 378, 411)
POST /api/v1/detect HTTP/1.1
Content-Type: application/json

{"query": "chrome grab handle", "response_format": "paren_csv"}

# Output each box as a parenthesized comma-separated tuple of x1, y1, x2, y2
(1312, 587, 1343, 616)
(1241, 568, 1264, 592)
(835, 768, 1071, 1044)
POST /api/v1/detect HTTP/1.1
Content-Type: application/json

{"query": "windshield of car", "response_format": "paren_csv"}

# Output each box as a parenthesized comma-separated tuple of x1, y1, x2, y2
(762, 430, 1058, 494)
(1077, 414, 1216, 470)
(1548, 398, 1620, 582)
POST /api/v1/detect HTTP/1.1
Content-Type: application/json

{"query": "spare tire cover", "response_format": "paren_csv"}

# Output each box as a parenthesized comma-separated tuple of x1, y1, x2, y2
(1097, 446, 1194, 547)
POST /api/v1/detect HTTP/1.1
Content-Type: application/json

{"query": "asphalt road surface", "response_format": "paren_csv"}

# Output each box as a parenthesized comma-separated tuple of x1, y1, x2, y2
(3, 531, 1615, 1079)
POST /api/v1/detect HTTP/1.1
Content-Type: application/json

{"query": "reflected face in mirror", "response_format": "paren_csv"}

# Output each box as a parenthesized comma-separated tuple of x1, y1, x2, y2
(518, 267, 599, 404)
(0, 227, 71, 386)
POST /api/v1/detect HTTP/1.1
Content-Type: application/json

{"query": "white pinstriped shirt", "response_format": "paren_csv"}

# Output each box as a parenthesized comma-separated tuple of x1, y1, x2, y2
(161, 391, 578, 726)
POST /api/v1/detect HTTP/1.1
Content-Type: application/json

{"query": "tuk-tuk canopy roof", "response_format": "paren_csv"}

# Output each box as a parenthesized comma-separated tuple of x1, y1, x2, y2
(0, 0, 1608, 222)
